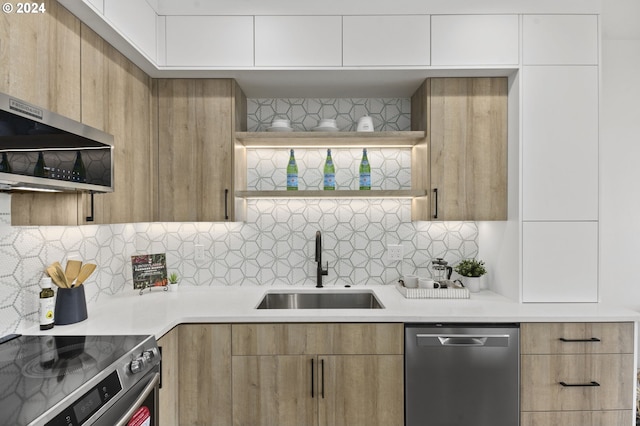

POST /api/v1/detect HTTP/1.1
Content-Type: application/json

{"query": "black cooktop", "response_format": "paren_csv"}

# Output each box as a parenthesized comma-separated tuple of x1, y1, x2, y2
(0, 334, 150, 426)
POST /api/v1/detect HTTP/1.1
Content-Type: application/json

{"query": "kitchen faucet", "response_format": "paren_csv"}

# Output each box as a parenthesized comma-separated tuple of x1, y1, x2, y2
(315, 231, 329, 288)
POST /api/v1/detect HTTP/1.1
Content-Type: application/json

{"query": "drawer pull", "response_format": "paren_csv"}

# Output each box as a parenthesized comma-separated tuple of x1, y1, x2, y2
(559, 381, 600, 387)
(559, 337, 601, 343)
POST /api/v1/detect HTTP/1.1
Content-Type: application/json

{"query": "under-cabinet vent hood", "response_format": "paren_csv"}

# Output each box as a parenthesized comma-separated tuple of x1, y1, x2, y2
(0, 92, 114, 193)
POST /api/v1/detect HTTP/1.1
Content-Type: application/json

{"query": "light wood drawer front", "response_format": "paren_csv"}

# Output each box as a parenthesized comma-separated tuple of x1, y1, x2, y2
(522, 410, 633, 426)
(232, 323, 403, 355)
(521, 354, 634, 411)
(521, 322, 633, 354)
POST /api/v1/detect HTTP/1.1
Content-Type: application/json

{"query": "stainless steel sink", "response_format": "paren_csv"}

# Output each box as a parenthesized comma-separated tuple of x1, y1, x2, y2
(256, 291, 384, 309)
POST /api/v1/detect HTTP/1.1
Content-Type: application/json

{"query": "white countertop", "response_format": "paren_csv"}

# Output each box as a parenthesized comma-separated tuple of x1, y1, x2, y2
(26, 285, 640, 339)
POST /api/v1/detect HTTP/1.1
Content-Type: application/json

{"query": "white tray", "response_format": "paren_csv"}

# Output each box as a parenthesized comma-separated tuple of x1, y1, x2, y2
(396, 283, 470, 299)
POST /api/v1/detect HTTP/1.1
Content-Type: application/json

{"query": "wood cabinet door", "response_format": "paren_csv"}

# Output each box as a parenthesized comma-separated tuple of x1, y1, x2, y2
(232, 323, 403, 356)
(429, 77, 508, 221)
(522, 410, 634, 426)
(178, 324, 232, 426)
(521, 322, 634, 355)
(318, 355, 404, 426)
(157, 79, 234, 221)
(232, 355, 317, 426)
(521, 354, 634, 412)
(157, 327, 179, 426)
(81, 25, 155, 224)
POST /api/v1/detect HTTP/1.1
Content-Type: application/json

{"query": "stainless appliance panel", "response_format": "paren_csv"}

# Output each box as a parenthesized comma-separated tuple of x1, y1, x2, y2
(405, 324, 520, 426)
(0, 92, 114, 193)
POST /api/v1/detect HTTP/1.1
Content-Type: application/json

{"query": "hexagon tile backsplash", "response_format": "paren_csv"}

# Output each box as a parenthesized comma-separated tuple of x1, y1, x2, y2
(0, 98, 479, 335)
(0, 193, 479, 335)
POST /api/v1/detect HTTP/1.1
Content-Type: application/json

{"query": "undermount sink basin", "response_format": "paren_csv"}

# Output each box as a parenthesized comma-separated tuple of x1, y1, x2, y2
(256, 291, 384, 309)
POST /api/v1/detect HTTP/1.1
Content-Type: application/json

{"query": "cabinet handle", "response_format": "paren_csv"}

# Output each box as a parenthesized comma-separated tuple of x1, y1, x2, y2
(320, 358, 325, 399)
(224, 188, 229, 220)
(559, 337, 601, 343)
(311, 358, 314, 398)
(85, 190, 95, 222)
(433, 188, 438, 219)
(559, 381, 600, 387)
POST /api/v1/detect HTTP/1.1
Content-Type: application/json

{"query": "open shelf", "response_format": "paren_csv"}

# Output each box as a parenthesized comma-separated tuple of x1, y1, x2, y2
(235, 131, 425, 148)
(236, 189, 427, 199)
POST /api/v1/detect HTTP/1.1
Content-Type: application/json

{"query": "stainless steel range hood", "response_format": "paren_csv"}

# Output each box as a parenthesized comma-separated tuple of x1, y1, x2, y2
(0, 92, 114, 193)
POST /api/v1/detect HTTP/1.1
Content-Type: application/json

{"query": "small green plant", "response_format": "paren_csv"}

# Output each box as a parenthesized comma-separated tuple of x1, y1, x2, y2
(454, 259, 487, 277)
(168, 272, 179, 284)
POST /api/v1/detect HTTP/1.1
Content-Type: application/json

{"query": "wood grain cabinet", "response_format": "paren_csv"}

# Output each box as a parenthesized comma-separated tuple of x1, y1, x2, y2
(156, 79, 245, 221)
(411, 77, 508, 221)
(4, 2, 156, 225)
(231, 323, 404, 426)
(157, 327, 179, 426)
(520, 322, 635, 425)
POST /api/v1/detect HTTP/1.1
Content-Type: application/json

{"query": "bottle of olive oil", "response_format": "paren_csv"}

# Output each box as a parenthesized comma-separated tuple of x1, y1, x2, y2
(286, 149, 298, 190)
(359, 148, 371, 190)
(39, 277, 55, 330)
(323, 149, 335, 190)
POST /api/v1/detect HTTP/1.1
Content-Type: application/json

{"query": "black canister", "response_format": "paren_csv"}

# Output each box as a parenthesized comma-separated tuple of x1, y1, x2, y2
(54, 285, 88, 325)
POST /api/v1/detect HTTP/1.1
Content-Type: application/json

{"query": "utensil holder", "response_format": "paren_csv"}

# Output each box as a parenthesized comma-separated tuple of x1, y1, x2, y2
(54, 286, 88, 325)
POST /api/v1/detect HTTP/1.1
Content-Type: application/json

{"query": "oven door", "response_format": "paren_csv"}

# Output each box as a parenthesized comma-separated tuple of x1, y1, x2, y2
(91, 365, 159, 426)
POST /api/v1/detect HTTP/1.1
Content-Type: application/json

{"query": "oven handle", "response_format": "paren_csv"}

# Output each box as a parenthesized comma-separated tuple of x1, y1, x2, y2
(114, 372, 160, 426)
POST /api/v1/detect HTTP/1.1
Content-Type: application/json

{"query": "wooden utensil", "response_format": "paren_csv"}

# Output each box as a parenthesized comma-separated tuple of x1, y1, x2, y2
(65, 259, 82, 284)
(46, 264, 69, 288)
(75, 263, 96, 286)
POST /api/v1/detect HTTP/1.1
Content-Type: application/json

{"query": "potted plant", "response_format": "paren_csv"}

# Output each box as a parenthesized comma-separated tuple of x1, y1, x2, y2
(453, 259, 487, 292)
(168, 272, 179, 291)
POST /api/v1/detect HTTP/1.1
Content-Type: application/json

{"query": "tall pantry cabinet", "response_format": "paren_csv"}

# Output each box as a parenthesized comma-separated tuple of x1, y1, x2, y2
(521, 15, 600, 302)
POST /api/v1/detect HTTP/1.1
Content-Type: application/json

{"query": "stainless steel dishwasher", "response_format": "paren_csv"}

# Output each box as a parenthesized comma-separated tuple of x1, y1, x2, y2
(405, 324, 519, 426)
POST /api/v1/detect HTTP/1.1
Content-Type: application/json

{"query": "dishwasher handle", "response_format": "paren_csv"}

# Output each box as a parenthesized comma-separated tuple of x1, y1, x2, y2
(416, 333, 510, 348)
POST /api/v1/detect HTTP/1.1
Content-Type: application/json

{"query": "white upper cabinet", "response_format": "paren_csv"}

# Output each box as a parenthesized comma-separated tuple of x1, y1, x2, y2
(522, 221, 598, 303)
(343, 16, 430, 66)
(165, 16, 254, 67)
(85, 0, 103, 14)
(522, 66, 599, 221)
(523, 15, 598, 65)
(255, 16, 342, 67)
(431, 15, 519, 66)
(104, 0, 157, 61)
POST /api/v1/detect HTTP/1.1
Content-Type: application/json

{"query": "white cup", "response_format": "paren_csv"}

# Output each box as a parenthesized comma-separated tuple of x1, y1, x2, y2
(317, 118, 337, 129)
(418, 278, 435, 289)
(401, 275, 418, 288)
(271, 118, 291, 128)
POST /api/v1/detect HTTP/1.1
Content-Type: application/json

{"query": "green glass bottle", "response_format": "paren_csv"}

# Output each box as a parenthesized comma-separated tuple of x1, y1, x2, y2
(323, 149, 335, 190)
(34, 152, 47, 178)
(286, 149, 298, 190)
(359, 148, 371, 190)
(0, 152, 11, 173)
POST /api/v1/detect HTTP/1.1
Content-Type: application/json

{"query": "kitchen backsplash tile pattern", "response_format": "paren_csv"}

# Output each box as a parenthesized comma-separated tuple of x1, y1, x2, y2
(0, 98, 479, 335)
(248, 148, 412, 191)
(247, 98, 411, 132)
